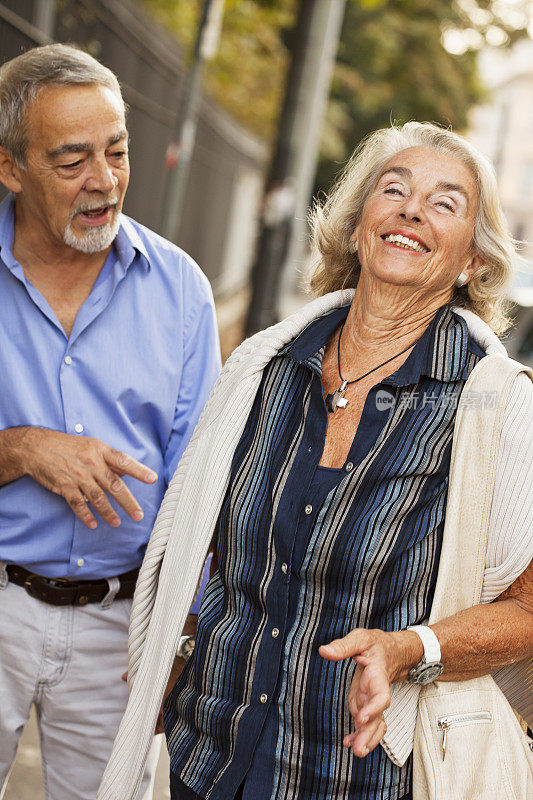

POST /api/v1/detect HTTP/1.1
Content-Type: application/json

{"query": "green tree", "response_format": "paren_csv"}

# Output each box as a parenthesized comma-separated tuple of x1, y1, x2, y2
(137, 0, 530, 186)
(317, 0, 529, 189)
(138, 0, 296, 141)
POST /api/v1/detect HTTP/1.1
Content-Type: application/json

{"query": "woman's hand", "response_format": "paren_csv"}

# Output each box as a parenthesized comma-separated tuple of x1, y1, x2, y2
(319, 628, 423, 757)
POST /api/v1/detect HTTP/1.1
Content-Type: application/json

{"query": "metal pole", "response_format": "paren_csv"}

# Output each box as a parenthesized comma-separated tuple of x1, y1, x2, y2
(160, 0, 224, 242)
(33, 0, 56, 38)
(245, 0, 346, 335)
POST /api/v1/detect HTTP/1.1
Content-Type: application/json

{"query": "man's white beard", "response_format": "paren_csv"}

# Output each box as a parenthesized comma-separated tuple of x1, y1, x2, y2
(63, 204, 121, 253)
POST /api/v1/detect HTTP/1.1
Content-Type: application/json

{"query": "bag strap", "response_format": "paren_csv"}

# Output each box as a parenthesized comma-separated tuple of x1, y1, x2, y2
(429, 355, 533, 622)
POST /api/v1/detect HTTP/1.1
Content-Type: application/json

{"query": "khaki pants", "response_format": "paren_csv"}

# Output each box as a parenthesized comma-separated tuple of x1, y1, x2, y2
(0, 577, 160, 800)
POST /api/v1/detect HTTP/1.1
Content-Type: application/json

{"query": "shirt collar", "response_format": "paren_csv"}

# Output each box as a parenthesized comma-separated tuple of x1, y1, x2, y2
(116, 214, 151, 272)
(0, 195, 150, 274)
(282, 301, 481, 386)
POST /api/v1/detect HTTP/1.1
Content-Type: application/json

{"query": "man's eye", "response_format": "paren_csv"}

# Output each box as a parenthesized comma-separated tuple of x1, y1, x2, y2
(110, 151, 127, 159)
(61, 160, 83, 169)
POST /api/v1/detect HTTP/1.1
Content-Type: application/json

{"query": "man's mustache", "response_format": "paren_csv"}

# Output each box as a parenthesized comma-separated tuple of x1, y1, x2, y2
(70, 194, 121, 217)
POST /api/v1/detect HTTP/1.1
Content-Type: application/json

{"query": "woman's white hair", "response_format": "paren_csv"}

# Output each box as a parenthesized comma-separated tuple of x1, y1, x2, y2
(0, 43, 124, 168)
(309, 121, 515, 334)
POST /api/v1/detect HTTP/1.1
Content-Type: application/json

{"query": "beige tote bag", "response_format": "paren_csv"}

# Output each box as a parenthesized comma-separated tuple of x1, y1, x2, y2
(413, 355, 533, 800)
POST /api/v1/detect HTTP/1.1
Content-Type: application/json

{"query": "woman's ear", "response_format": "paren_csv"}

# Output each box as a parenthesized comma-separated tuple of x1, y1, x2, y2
(0, 147, 23, 194)
(463, 250, 483, 284)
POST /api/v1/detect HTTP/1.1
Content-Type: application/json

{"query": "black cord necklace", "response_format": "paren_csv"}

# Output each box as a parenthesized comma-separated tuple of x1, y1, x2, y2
(325, 319, 416, 413)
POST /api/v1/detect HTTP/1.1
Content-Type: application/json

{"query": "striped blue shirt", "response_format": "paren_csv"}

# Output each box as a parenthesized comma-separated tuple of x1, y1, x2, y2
(165, 304, 484, 800)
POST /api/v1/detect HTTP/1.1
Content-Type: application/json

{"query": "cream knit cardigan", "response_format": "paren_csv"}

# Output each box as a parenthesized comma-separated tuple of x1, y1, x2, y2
(98, 290, 533, 800)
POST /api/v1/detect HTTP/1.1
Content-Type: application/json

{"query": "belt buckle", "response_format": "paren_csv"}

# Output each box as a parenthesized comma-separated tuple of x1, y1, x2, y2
(23, 573, 41, 599)
(23, 574, 71, 599)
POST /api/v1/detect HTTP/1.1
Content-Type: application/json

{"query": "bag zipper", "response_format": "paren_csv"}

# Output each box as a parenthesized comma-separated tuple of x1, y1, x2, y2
(437, 712, 492, 761)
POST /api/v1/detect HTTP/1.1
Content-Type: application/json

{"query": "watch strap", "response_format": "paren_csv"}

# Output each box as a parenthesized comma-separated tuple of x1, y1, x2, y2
(406, 625, 441, 663)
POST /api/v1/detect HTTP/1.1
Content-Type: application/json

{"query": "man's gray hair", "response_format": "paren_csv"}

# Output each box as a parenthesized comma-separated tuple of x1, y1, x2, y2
(0, 43, 124, 167)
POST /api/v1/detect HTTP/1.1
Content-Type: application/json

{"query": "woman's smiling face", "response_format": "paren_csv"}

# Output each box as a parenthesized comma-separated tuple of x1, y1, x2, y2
(352, 147, 482, 294)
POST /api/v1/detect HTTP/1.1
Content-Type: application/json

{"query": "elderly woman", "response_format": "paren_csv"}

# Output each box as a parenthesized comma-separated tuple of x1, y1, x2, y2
(98, 123, 533, 800)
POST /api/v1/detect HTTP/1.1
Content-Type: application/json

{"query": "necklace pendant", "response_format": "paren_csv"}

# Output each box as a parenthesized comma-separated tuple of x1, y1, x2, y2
(326, 380, 349, 413)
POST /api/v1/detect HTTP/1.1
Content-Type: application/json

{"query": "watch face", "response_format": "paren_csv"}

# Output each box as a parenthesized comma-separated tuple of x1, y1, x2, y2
(414, 662, 444, 685)
(182, 638, 195, 659)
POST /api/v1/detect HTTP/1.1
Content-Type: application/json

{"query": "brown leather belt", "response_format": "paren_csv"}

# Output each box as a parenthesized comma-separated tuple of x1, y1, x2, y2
(6, 564, 139, 606)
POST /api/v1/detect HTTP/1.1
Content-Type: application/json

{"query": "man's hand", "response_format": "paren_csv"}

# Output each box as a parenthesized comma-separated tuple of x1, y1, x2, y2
(11, 427, 157, 528)
(319, 628, 422, 758)
(153, 657, 188, 734)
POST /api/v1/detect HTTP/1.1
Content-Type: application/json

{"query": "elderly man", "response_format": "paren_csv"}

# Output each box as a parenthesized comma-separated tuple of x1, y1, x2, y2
(0, 44, 220, 799)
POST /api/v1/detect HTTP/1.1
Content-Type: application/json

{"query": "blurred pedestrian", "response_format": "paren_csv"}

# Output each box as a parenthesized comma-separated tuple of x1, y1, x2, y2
(0, 44, 220, 800)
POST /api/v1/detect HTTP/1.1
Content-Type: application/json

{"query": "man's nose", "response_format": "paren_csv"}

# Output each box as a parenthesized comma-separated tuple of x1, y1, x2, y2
(83, 156, 118, 194)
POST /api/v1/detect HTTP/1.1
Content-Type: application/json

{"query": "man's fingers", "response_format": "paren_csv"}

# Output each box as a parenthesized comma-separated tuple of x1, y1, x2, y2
(155, 707, 165, 736)
(67, 492, 97, 529)
(82, 482, 121, 527)
(102, 471, 144, 522)
(105, 448, 157, 484)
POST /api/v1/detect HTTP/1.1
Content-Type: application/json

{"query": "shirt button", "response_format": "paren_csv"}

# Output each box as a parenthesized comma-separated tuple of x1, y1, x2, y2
(64, 355, 72, 365)
(271, 628, 279, 638)
(77, 558, 85, 567)
(74, 423, 84, 433)
(281, 563, 288, 574)
(308, 446, 312, 453)
(304, 504, 312, 515)
(345, 462, 354, 472)
(260, 693, 268, 704)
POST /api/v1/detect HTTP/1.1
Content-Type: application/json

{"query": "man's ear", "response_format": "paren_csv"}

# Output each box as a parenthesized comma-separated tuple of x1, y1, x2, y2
(0, 147, 23, 193)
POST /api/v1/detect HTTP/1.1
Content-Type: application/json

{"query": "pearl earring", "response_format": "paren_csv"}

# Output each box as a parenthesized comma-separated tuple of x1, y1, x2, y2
(349, 240, 357, 254)
(455, 271, 468, 288)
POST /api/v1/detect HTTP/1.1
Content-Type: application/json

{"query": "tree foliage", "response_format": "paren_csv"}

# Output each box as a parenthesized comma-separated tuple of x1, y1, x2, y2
(137, 0, 530, 188)
(317, 0, 529, 189)
(138, 0, 296, 141)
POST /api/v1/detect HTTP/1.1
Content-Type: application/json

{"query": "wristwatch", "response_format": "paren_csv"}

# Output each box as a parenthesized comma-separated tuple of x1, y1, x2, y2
(176, 635, 196, 662)
(406, 625, 443, 685)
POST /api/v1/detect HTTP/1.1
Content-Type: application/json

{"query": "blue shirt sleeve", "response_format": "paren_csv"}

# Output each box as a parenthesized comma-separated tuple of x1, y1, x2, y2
(163, 272, 221, 486)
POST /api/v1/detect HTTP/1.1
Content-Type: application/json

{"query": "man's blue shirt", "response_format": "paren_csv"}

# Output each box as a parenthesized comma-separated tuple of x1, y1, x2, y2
(0, 195, 221, 578)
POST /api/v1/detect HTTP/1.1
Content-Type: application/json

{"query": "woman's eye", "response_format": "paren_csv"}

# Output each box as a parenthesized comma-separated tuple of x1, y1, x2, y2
(384, 187, 403, 196)
(436, 200, 455, 212)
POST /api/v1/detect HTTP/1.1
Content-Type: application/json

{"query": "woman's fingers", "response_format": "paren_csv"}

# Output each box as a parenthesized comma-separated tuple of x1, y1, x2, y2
(343, 715, 387, 757)
(319, 628, 372, 661)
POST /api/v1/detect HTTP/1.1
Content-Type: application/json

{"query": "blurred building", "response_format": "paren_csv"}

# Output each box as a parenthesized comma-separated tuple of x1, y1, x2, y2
(0, 0, 267, 311)
(467, 39, 533, 363)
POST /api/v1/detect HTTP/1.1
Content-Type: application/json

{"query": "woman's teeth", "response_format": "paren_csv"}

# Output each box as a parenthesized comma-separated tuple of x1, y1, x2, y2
(383, 233, 428, 253)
